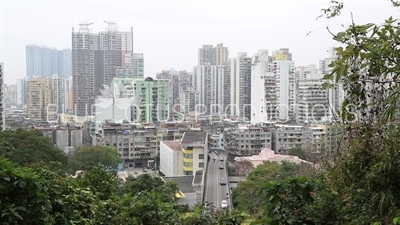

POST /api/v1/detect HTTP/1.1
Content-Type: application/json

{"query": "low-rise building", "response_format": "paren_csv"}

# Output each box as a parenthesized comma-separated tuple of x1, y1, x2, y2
(160, 140, 183, 177)
(223, 124, 272, 156)
(97, 122, 160, 168)
(160, 132, 208, 176)
(272, 124, 313, 153)
(234, 148, 311, 167)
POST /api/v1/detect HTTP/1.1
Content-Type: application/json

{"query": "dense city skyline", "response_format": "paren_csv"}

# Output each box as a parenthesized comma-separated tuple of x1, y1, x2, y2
(1, 1, 397, 84)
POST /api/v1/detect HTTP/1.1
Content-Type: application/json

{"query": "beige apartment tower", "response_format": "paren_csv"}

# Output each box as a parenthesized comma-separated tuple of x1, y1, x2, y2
(27, 77, 53, 121)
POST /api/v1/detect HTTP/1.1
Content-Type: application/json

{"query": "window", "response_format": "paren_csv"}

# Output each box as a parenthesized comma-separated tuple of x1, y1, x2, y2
(199, 162, 204, 168)
(199, 154, 204, 159)
(184, 153, 193, 159)
(184, 162, 193, 167)
(186, 146, 193, 150)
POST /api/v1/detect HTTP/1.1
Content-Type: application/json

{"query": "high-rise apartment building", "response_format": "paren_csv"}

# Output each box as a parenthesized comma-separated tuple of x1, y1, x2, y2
(26, 45, 71, 78)
(297, 79, 329, 123)
(58, 48, 72, 78)
(116, 53, 144, 78)
(272, 48, 293, 61)
(272, 50, 296, 121)
(319, 47, 344, 115)
(230, 52, 252, 120)
(72, 20, 133, 117)
(27, 77, 53, 121)
(27, 76, 69, 121)
(193, 64, 230, 114)
(16, 79, 27, 105)
(179, 86, 199, 115)
(251, 50, 275, 124)
(156, 69, 191, 114)
(198, 43, 229, 65)
(48, 75, 68, 115)
(295, 66, 329, 123)
(132, 77, 171, 123)
(5, 84, 18, 105)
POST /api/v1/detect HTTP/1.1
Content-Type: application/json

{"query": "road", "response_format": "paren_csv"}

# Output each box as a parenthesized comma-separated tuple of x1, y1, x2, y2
(204, 152, 231, 209)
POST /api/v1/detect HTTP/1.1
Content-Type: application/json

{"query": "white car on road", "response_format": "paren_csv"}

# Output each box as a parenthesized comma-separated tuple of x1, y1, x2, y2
(221, 200, 228, 208)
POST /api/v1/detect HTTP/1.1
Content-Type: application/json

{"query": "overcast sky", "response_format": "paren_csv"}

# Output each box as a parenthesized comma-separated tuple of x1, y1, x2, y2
(1, 0, 398, 85)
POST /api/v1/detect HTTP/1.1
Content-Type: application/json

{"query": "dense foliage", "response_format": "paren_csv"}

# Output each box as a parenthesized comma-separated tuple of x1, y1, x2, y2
(71, 145, 122, 171)
(233, 2, 400, 224)
(0, 129, 67, 167)
(0, 158, 246, 225)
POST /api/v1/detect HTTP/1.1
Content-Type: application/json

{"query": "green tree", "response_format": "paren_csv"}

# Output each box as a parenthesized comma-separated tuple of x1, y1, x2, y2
(313, 0, 400, 223)
(0, 158, 52, 225)
(255, 175, 341, 225)
(78, 164, 120, 200)
(0, 129, 67, 167)
(182, 203, 246, 225)
(288, 148, 307, 160)
(233, 161, 309, 215)
(121, 174, 179, 203)
(72, 145, 121, 171)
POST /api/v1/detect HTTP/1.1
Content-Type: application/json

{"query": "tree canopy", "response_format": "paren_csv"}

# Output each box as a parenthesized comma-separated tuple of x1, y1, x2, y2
(71, 145, 121, 170)
(0, 158, 246, 224)
(0, 129, 67, 167)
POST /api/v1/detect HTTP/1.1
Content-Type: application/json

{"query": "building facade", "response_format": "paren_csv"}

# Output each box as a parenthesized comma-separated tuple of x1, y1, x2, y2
(132, 77, 171, 123)
(223, 124, 272, 156)
(72, 21, 134, 117)
(180, 132, 208, 176)
(160, 140, 184, 177)
(116, 53, 144, 78)
(230, 52, 252, 120)
(251, 50, 274, 124)
(319, 47, 344, 115)
(198, 43, 229, 66)
(26, 45, 71, 78)
(98, 122, 160, 168)
(179, 86, 199, 115)
(272, 52, 296, 122)
(27, 77, 53, 121)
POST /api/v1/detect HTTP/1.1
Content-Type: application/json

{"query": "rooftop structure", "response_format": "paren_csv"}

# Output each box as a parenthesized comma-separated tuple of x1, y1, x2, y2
(234, 148, 311, 167)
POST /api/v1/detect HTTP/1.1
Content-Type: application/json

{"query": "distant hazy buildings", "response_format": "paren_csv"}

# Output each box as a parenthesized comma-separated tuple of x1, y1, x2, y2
(296, 65, 328, 123)
(48, 75, 69, 115)
(26, 45, 71, 78)
(4, 84, 17, 105)
(319, 47, 344, 115)
(156, 69, 191, 113)
(193, 44, 230, 116)
(198, 43, 229, 65)
(179, 86, 199, 115)
(26, 76, 69, 121)
(116, 53, 144, 78)
(16, 79, 27, 105)
(72, 20, 134, 117)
